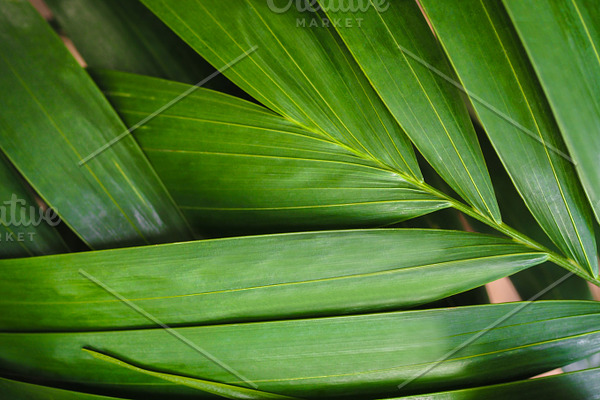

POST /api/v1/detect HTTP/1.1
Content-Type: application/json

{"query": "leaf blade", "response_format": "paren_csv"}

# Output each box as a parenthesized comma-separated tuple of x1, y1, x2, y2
(0, 0, 192, 249)
(420, 0, 598, 276)
(503, 0, 600, 226)
(139, 0, 421, 179)
(2, 302, 600, 398)
(0, 228, 546, 331)
(0, 153, 68, 258)
(93, 69, 448, 235)
(323, 0, 500, 222)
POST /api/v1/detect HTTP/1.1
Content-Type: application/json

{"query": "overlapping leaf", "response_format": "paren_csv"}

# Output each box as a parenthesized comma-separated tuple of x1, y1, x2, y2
(503, 0, 600, 226)
(420, 0, 598, 276)
(0, 0, 191, 249)
(0, 377, 127, 400)
(93, 70, 447, 235)
(323, 0, 500, 222)
(387, 365, 600, 400)
(0, 228, 546, 331)
(2, 302, 600, 398)
(140, 0, 421, 179)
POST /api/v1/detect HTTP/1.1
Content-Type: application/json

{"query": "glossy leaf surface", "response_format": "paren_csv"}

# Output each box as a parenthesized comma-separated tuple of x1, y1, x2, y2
(0, 0, 191, 249)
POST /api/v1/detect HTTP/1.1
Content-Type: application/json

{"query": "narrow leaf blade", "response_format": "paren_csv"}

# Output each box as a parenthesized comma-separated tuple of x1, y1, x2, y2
(503, 0, 600, 226)
(0, 228, 546, 331)
(93, 70, 448, 235)
(0, 0, 192, 249)
(323, 0, 500, 222)
(420, 0, 598, 276)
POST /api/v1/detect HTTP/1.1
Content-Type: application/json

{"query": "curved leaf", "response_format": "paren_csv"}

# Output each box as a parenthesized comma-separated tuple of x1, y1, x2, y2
(323, 0, 500, 222)
(0, 0, 192, 249)
(503, 0, 600, 226)
(0, 228, 546, 331)
(420, 0, 598, 276)
(93, 70, 447, 235)
(1, 302, 600, 398)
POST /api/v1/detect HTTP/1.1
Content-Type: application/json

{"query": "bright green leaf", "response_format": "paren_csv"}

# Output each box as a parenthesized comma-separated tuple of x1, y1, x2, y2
(323, 0, 500, 222)
(503, 0, 600, 226)
(93, 70, 447, 235)
(139, 0, 421, 179)
(2, 301, 600, 398)
(0, 228, 546, 331)
(420, 0, 598, 276)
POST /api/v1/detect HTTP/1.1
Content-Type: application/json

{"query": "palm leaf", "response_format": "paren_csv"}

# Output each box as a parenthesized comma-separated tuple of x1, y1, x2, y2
(93, 69, 448, 235)
(85, 349, 299, 400)
(503, 0, 600, 226)
(387, 365, 600, 400)
(420, 0, 598, 276)
(0, 153, 68, 258)
(45, 0, 239, 95)
(2, 302, 600, 398)
(0, 377, 125, 400)
(0, 228, 546, 331)
(0, 0, 191, 248)
(323, 0, 500, 222)
(139, 0, 421, 179)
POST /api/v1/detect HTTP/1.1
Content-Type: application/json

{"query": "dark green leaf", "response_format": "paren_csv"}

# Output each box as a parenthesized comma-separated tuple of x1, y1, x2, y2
(0, 376, 127, 400)
(0, 153, 68, 258)
(45, 0, 240, 94)
(0, 0, 192, 249)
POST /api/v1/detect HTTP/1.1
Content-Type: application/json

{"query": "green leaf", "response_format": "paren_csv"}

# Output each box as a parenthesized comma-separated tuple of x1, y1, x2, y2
(503, 0, 600, 227)
(386, 365, 600, 400)
(45, 0, 240, 94)
(0, 228, 546, 331)
(420, 0, 598, 276)
(93, 70, 447, 235)
(84, 349, 299, 400)
(139, 0, 421, 179)
(2, 302, 600, 398)
(0, 376, 126, 400)
(322, 0, 500, 222)
(0, 0, 192, 249)
(0, 153, 68, 258)
(477, 133, 593, 301)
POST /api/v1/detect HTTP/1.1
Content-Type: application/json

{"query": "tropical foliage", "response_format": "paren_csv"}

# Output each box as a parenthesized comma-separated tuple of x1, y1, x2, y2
(0, 0, 599, 398)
